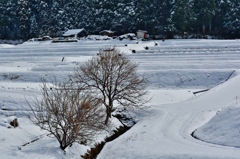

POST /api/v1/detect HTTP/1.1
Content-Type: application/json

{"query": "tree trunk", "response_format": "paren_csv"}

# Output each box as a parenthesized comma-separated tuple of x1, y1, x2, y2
(202, 24, 206, 35)
(209, 20, 212, 34)
(60, 142, 67, 150)
(60, 135, 67, 150)
(104, 107, 111, 125)
(104, 100, 113, 125)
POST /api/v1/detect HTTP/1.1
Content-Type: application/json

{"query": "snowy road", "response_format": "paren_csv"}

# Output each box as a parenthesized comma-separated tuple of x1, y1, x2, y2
(98, 73, 240, 159)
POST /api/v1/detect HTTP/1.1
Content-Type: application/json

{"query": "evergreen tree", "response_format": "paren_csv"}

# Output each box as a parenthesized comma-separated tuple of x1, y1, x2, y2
(111, 0, 136, 35)
(79, 0, 101, 34)
(212, 0, 228, 36)
(48, 0, 63, 36)
(94, 1, 116, 33)
(171, 0, 195, 34)
(0, 0, 240, 40)
(0, 0, 19, 39)
(0, 0, 9, 39)
(223, 0, 240, 38)
(18, 0, 31, 40)
(29, 15, 38, 37)
(151, 0, 174, 37)
(193, 0, 215, 34)
(37, 0, 51, 36)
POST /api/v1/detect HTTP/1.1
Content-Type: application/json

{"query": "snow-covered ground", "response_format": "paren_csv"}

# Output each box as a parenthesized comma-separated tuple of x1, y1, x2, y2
(1, 39, 240, 159)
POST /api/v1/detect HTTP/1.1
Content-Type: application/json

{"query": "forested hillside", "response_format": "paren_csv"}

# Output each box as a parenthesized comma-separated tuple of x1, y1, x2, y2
(0, 0, 239, 40)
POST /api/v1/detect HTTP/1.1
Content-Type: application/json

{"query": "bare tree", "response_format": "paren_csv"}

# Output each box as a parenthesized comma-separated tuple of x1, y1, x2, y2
(27, 80, 105, 150)
(70, 47, 148, 125)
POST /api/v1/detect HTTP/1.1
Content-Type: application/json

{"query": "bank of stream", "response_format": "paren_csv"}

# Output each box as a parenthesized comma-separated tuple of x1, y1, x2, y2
(81, 125, 131, 159)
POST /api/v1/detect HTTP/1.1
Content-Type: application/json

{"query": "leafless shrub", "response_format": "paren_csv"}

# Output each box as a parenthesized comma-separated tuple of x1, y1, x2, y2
(27, 80, 105, 150)
(2, 74, 20, 80)
(2, 74, 8, 79)
(10, 74, 20, 80)
(70, 47, 148, 125)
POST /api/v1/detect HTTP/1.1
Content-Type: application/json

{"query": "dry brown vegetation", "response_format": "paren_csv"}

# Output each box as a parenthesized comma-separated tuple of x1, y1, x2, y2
(27, 80, 105, 150)
(28, 47, 148, 150)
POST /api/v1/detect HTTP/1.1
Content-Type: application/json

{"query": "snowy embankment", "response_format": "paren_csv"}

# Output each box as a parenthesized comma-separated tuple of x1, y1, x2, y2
(98, 72, 240, 159)
(1, 39, 240, 159)
(194, 102, 240, 148)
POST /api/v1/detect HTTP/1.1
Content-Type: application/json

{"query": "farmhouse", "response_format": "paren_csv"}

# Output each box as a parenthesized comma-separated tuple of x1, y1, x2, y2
(99, 30, 114, 37)
(63, 29, 87, 39)
(137, 30, 148, 39)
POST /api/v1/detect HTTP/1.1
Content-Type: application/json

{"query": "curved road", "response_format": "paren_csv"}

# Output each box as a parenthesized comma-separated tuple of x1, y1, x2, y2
(98, 74, 240, 159)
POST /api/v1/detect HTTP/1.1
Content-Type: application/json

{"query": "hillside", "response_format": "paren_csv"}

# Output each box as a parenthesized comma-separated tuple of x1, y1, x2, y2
(0, 39, 240, 158)
(1, 0, 240, 40)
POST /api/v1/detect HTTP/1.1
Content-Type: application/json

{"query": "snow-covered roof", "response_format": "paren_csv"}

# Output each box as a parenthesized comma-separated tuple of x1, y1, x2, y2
(63, 29, 85, 36)
(119, 33, 136, 37)
(137, 30, 147, 33)
(99, 30, 114, 34)
(118, 33, 136, 39)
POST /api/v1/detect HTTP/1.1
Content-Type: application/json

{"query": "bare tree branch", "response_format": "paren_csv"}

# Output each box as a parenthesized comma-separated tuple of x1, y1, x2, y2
(27, 79, 105, 150)
(70, 47, 149, 125)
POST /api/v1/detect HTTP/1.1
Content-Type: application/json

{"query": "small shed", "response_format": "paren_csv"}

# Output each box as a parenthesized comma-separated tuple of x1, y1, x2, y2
(99, 30, 114, 37)
(63, 29, 87, 39)
(137, 30, 148, 39)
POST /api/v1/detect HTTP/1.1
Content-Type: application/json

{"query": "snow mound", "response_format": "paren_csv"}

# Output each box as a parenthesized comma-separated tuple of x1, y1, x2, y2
(0, 116, 17, 128)
(85, 35, 113, 40)
(194, 103, 240, 148)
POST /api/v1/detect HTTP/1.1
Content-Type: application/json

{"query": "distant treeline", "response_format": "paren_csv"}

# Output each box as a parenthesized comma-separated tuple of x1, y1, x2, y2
(0, 0, 239, 40)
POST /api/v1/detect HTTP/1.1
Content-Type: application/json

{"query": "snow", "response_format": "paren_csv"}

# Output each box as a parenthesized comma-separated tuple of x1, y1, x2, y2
(99, 30, 114, 34)
(63, 29, 85, 36)
(118, 33, 136, 40)
(98, 74, 240, 159)
(194, 102, 240, 148)
(1, 39, 240, 158)
(0, 44, 16, 48)
(85, 35, 113, 40)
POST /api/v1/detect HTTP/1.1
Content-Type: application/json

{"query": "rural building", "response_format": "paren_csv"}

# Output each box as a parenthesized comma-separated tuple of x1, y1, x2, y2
(137, 30, 148, 39)
(37, 36, 52, 41)
(118, 33, 136, 40)
(63, 29, 87, 39)
(99, 30, 114, 37)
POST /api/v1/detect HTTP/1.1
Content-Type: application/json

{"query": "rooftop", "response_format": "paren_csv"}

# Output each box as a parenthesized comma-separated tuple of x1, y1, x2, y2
(63, 29, 85, 36)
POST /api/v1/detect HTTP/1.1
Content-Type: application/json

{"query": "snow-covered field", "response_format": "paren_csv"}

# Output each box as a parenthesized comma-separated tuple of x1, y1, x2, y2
(1, 39, 240, 159)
